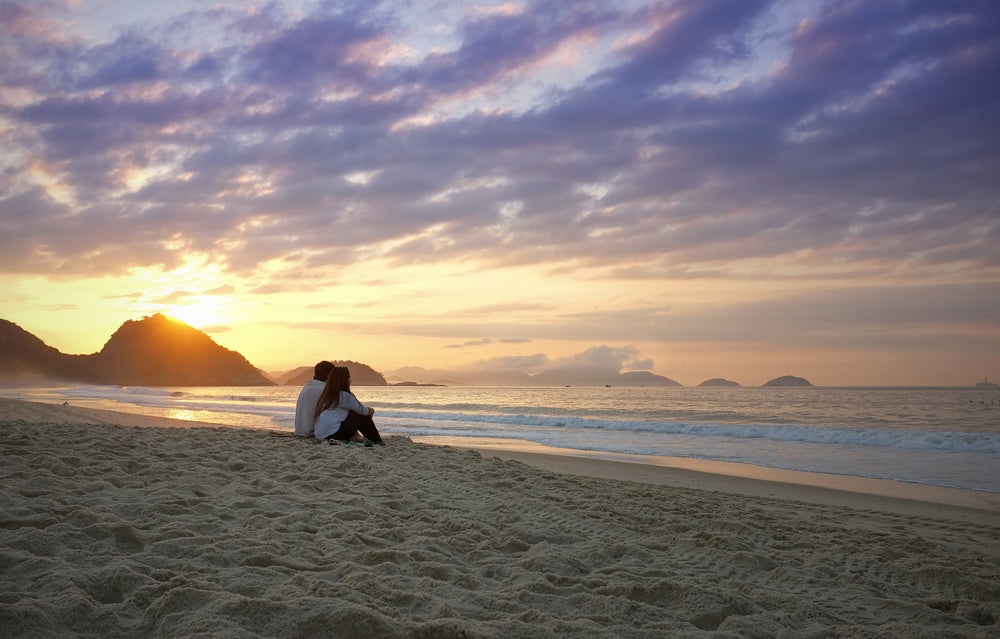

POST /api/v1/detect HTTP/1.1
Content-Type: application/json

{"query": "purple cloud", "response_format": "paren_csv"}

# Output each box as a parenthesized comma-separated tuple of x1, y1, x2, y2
(0, 0, 996, 293)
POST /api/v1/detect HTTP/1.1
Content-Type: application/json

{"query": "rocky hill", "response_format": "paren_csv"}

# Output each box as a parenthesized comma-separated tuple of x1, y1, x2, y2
(699, 378, 741, 387)
(274, 362, 387, 386)
(763, 375, 813, 387)
(0, 319, 70, 379)
(0, 315, 273, 386)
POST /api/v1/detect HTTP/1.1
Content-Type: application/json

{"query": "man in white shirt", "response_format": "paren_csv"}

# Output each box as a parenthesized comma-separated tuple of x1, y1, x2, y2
(293, 361, 334, 437)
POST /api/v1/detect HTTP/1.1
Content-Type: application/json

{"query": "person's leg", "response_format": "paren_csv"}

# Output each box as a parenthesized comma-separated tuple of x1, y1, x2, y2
(339, 411, 383, 444)
(330, 415, 358, 441)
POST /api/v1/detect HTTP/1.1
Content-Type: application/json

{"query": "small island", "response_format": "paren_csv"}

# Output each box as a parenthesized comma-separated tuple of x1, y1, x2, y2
(391, 381, 447, 387)
(699, 378, 741, 387)
(763, 375, 813, 387)
(274, 362, 387, 386)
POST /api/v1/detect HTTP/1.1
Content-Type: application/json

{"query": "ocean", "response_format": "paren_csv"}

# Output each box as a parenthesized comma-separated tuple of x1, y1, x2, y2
(3, 384, 999, 494)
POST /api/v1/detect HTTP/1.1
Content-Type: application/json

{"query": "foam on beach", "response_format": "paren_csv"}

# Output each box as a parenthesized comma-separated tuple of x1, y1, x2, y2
(2, 399, 999, 638)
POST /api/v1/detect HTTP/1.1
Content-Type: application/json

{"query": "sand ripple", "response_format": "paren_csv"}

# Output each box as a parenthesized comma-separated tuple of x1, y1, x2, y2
(2, 410, 999, 638)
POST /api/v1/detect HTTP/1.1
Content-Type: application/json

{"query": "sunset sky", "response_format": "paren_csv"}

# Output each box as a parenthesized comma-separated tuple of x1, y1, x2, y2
(2, 0, 998, 386)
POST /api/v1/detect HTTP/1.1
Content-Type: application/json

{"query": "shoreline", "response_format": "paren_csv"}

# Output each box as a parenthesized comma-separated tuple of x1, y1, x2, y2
(467, 446, 1000, 522)
(4, 386, 997, 494)
(414, 437, 1000, 518)
(7, 398, 1000, 520)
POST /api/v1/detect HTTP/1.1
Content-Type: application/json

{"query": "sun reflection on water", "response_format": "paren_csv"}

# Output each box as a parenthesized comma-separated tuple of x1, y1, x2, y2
(165, 408, 199, 422)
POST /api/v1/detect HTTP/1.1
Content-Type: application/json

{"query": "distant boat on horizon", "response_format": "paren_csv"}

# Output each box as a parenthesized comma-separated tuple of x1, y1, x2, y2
(975, 376, 999, 389)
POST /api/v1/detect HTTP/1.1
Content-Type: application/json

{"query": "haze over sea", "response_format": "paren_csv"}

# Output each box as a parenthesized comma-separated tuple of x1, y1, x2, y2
(4, 384, 998, 495)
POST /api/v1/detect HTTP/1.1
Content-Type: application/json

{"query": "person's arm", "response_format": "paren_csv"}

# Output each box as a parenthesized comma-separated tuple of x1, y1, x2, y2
(342, 392, 373, 417)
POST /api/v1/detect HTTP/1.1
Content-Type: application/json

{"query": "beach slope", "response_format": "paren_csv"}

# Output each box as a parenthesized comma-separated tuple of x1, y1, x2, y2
(1, 399, 998, 637)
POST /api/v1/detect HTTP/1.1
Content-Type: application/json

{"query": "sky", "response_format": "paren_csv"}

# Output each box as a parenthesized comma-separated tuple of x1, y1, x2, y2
(1, 0, 998, 386)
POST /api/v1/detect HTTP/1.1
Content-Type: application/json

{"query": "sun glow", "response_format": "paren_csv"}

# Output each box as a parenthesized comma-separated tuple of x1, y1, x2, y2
(161, 298, 230, 330)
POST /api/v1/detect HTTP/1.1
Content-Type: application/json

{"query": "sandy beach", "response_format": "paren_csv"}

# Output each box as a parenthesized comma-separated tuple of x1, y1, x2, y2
(2, 399, 998, 638)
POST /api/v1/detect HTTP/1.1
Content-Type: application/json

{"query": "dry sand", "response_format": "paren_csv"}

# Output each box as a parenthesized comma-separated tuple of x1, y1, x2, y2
(1, 398, 998, 638)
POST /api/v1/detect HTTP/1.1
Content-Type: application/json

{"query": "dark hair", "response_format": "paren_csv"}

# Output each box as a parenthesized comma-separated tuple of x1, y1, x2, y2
(313, 366, 351, 425)
(314, 360, 334, 382)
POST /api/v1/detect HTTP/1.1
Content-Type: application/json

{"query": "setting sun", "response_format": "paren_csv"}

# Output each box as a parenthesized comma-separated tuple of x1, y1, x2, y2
(160, 298, 230, 330)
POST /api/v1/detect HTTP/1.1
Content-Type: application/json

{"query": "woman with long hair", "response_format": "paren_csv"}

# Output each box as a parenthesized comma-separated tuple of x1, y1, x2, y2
(313, 366, 384, 444)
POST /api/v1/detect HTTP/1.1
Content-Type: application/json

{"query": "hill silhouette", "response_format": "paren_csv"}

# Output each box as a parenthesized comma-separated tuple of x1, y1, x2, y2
(275, 363, 387, 386)
(699, 378, 741, 387)
(0, 315, 273, 386)
(763, 375, 813, 387)
(617, 371, 682, 386)
(384, 366, 680, 387)
(0, 318, 70, 379)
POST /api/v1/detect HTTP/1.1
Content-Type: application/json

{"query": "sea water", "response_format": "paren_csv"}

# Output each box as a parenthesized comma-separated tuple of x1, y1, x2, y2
(3, 384, 998, 494)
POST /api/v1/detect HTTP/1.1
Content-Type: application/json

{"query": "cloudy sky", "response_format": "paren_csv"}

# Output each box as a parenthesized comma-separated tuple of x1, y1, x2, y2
(2, 0, 998, 386)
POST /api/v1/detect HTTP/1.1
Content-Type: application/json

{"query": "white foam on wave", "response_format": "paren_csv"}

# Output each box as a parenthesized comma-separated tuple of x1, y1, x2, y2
(8, 384, 998, 493)
(380, 409, 1000, 453)
(56, 385, 294, 424)
(376, 415, 1000, 493)
(62, 385, 179, 398)
(44, 386, 1000, 454)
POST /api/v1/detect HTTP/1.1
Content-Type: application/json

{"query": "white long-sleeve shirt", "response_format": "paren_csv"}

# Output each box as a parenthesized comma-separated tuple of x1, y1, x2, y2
(314, 391, 370, 439)
(293, 379, 326, 437)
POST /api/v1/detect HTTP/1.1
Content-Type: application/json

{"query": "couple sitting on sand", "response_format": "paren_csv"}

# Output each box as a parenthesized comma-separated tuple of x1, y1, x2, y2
(293, 361, 384, 445)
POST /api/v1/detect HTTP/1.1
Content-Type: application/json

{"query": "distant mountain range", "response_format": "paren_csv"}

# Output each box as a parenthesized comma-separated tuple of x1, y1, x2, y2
(0, 314, 271, 386)
(0, 315, 387, 388)
(385, 367, 814, 387)
(384, 366, 684, 387)
(0, 314, 820, 388)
